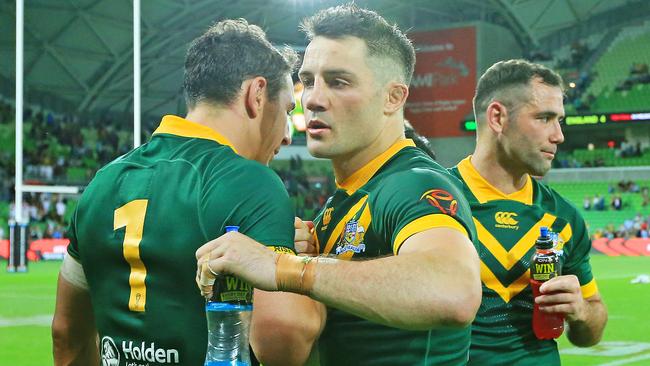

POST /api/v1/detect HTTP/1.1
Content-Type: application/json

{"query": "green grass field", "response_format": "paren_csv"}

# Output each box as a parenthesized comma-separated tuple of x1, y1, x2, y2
(0, 256, 649, 365)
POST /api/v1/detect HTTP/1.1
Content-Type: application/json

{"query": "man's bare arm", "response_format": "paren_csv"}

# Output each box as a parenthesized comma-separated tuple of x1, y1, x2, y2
(250, 290, 326, 366)
(52, 273, 99, 366)
(198, 227, 481, 330)
(309, 227, 481, 330)
(537, 276, 607, 347)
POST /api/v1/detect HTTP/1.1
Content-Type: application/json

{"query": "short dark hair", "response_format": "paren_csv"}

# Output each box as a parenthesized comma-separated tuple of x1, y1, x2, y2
(300, 4, 415, 85)
(183, 19, 298, 109)
(405, 121, 436, 160)
(473, 59, 564, 120)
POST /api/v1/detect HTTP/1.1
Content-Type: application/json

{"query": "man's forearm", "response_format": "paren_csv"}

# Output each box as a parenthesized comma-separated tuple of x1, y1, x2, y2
(52, 274, 99, 365)
(567, 298, 607, 347)
(196, 227, 481, 331)
(310, 246, 481, 330)
(251, 290, 325, 366)
(53, 334, 99, 366)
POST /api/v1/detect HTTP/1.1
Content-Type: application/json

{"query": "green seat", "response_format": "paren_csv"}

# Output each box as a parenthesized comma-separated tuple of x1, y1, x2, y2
(66, 167, 87, 183)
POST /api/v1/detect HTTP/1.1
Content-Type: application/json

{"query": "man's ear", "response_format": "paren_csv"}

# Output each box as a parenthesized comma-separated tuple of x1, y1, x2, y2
(384, 82, 409, 115)
(485, 101, 509, 134)
(244, 77, 268, 119)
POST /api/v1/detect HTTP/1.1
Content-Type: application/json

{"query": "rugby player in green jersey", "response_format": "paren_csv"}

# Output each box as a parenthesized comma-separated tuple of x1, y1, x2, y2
(197, 5, 482, 366)
(449, 59, 607, 365)
(52, 19, 318, 366)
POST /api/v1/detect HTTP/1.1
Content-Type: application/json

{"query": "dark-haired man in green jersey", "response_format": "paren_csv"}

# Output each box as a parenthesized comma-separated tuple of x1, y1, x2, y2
(52, 19, 319, 366)
(196, 5, 482, 366)
(449, 59, 607, 365)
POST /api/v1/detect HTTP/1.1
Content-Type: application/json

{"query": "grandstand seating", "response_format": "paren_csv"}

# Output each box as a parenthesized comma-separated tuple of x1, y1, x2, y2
(549, 180, 650, 232)
(567, 148, 650, 167)
(587, 22, 650, 112)
(0, 124, 14, 153)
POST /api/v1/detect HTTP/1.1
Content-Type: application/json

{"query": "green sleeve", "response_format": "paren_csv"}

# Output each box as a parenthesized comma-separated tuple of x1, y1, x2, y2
(199, 160, 295, 251)
(373, 169, 476, 254)
(65, 206, 80, 260)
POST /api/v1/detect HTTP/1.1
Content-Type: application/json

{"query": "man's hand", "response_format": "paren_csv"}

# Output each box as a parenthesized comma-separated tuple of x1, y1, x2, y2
(535, 274, 587, 322)
(196, 232, 278, 299)
(294, 217, 317, 256)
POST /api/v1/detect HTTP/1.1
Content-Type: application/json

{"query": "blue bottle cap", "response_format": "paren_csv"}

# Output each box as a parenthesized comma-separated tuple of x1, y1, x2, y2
(225, 226, 239, 233)
(540, 226, 548, 237)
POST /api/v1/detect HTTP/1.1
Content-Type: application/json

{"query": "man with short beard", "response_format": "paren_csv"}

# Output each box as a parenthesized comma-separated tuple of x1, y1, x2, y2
(449, 59, 608, 365)
(196, 5, 482, 366)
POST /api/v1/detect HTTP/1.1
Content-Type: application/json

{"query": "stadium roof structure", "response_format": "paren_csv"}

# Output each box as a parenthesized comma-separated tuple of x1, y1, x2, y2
(0, 0, 646, 123)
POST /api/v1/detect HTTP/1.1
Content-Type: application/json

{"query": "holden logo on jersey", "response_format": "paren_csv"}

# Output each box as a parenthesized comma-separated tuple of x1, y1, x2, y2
(420, 189, 458, 216)
(101, 336, 180, 365)
(101, 336, 120, 366)
(335, 220, 367, 255)
(494, 212, 519, 230)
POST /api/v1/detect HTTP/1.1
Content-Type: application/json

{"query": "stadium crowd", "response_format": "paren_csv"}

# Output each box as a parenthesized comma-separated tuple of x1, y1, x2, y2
(272, 157, 334, 220)
(592, 212, 650, 240)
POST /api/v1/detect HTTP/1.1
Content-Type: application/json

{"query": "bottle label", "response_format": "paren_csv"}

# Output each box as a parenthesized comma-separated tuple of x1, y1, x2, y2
(531, 254, 559, 281)
(211, 275, 253, 305)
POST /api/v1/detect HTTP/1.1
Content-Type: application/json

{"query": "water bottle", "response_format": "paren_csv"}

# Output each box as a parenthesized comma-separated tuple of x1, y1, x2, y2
(205, 226, 253, 366)
(530, 226, 564, 339)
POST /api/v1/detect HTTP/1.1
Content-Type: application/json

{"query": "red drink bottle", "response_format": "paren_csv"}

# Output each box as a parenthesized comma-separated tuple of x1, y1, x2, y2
(530, 226, 564, 339)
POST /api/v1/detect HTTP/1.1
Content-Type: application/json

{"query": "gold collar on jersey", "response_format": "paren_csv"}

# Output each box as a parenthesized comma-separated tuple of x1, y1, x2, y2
(336, 139, 416, 195)
(153, 115, 238, 154)
(457, 156, 533, 205)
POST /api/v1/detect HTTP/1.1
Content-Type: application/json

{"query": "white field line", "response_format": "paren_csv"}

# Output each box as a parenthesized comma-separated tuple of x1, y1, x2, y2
(597, 353, 650, 366)
(0, 315, 52, 327)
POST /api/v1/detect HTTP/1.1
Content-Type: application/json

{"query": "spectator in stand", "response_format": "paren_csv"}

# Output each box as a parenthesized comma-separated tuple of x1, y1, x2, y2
(570, 41, 588, 66)
(593, 194, 605, 211)
(618, 179, 631, 192)
(608, 184, 615, 194)
(639, 222, 649, 238)
(583, 196, 591, 210)
(604, 223, 616, 239)
(612, 195, 623, 211)
(55, 197, 67, 223)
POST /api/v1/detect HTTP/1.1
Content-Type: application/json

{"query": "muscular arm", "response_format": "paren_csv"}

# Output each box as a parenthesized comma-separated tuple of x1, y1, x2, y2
(52, 274, 99, 366)
(310, 227, 481, 330)
(250, 289, 325, 366)
(566, 294, 607, 347)
(198, 227, 481, 331)
(537, 275, 607, 347)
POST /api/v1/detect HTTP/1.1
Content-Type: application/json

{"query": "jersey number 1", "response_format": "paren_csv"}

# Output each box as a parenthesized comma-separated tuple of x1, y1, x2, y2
(114, 199, 149, 312)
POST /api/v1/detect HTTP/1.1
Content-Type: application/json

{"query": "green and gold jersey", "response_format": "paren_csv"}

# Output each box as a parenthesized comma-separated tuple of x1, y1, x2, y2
(313, 139, 478, 366)
(66, 115, 295, 366)
(449, 156, 598, 366)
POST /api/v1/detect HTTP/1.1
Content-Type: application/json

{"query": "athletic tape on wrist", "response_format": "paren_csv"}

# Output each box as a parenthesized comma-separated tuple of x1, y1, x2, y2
(275, 253, 317, 294)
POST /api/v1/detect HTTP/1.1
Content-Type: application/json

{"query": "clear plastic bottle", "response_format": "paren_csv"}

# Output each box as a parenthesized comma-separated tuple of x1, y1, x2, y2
(530, 226, 564, 339)
(204, 226, 253, 366)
